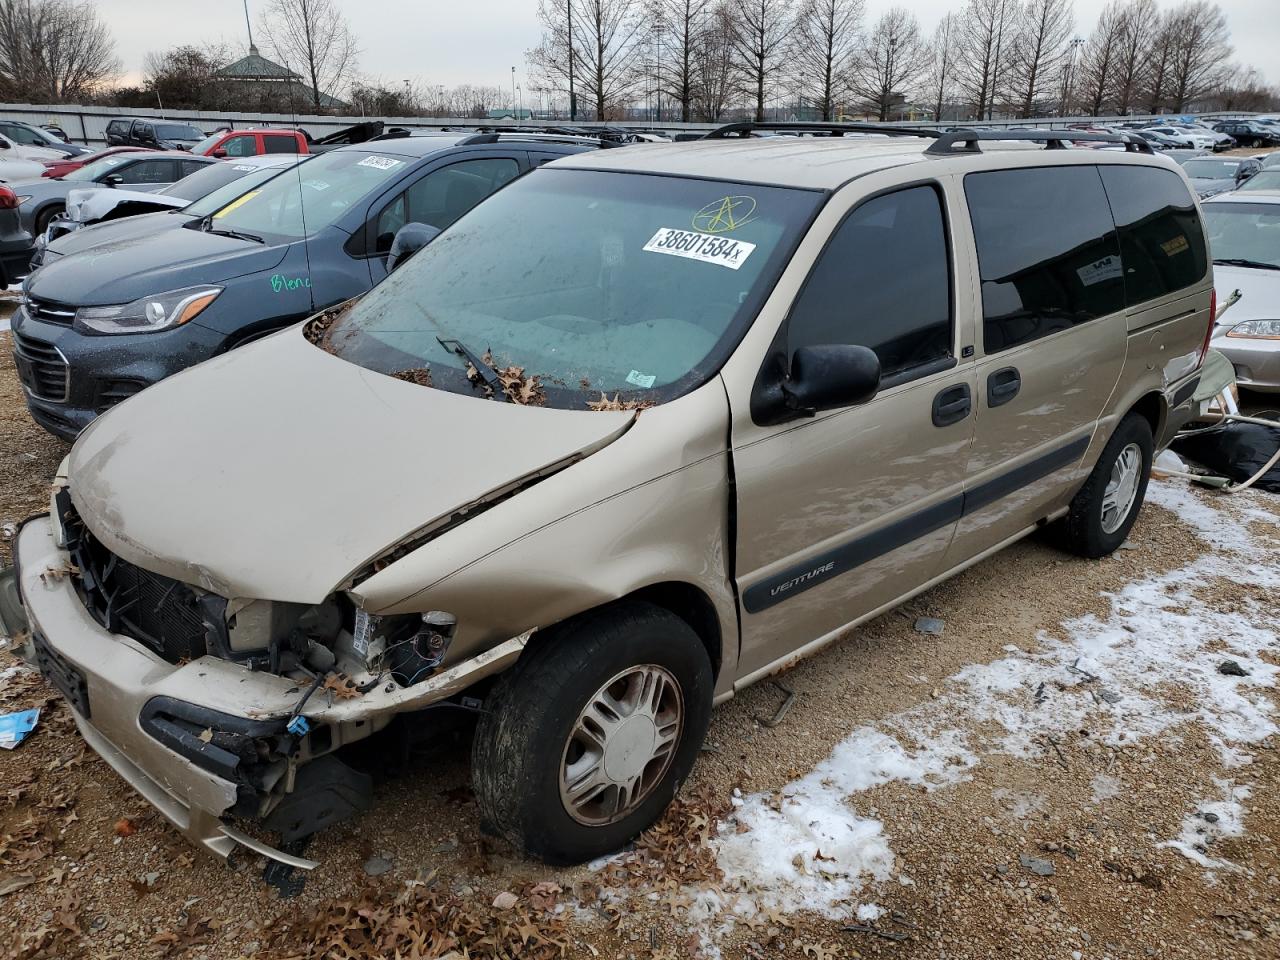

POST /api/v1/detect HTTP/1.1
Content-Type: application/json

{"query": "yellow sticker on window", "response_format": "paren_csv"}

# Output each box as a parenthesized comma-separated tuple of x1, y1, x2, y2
(1160, 234, 1189, 257)
(213, 189, 260, 219)
(692, 196, 757, 234)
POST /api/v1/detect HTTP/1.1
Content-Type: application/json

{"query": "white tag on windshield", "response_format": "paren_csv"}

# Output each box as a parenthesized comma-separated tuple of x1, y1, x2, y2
(358, 155, 402, 170)
(643, 227, 756, 270)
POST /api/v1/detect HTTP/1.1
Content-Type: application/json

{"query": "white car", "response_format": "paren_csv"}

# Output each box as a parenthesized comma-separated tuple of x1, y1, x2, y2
(0, 157, 45, 182)
(0, 131, 65, 162)
(1141, 126, 1212, 150)
(1202, 191, 1280, 392)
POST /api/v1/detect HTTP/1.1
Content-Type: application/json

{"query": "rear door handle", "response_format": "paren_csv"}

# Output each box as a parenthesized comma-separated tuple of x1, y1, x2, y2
(987, 366, 1021, 408)
(932, 383, 972, 427)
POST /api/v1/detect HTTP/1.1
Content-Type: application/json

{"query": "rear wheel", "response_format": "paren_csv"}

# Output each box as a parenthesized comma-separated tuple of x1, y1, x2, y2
(1061, 413, 1154, 558)
(472, 601, 713, 864)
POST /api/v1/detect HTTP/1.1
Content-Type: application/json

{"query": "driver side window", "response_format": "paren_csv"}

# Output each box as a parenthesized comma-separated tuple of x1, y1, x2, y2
(112, 159, 175, 185)
(787, 184, 953, 381)
(224, 135, 256, 157)
(373, 157, 520, 255)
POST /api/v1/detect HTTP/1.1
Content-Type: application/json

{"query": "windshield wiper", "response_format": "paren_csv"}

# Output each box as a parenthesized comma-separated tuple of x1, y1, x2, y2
(436, 336, 510, 400)
(192, 213, 264, 244)
(1214, 257, 1280, 271)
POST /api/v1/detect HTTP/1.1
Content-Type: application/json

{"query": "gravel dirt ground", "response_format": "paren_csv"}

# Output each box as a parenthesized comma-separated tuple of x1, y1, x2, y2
(0, 327, 1278, 960)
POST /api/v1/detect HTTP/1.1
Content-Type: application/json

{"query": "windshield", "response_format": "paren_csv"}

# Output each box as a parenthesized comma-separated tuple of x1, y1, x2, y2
(63, 155, 133, 182)
(157, 124, 202, 141)
(1237, 170, 1280, 192)
(199, 149, 408, 242)
(182, 162, 304, 218)
(160, 160, 290, 203)
(1183, 159, 1242, 178)
(1204, 203, 1280, 268)
(190, 133, 223, 155)
(324, 169, 822, 409)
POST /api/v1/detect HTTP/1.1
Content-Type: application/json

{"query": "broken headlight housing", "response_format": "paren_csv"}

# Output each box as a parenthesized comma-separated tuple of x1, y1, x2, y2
(76, 285, 222, 335)
(354, 609, 456, 686)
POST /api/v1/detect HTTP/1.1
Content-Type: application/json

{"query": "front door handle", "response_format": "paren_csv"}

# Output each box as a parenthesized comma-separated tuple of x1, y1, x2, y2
(987, 366, 1021, 408)
(932, 383, 972, 427)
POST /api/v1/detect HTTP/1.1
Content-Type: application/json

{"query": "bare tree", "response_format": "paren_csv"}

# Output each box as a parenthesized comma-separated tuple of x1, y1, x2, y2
(1165, 0, 1230, 111)
(692, 1, 740, 119)
(1205, 65, 1278, 112)
(0, 0, 118, 102)
(1077, 0, 1124, 115)
(143, 44, 232, 111)
(849, 7, 927, 121)
(1108, 0, 1157, 114)
(1008, 0, 1073, 118)
(924, 13, 960, 122)
(529, 0, 649, 120)
(260, 0, 359, 114)
(730, 0, 792, 121)
(957, 0, 1018, 120)
(789, 0, 862, 120)
(658, 0, 713, 121)
(1141, 11, 1177, 113)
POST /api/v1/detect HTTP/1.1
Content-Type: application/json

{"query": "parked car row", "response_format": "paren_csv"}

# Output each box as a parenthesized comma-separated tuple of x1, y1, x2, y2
(4, 122, 1226, 873)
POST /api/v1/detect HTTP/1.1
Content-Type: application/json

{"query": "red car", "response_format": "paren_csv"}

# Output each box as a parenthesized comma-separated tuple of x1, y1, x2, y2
(189, 128, 309, 157)
(42, 145, 152, 179)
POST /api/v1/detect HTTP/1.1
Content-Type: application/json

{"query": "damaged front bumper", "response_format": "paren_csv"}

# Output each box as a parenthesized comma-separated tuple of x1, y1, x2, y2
(11, 513, 527, 867)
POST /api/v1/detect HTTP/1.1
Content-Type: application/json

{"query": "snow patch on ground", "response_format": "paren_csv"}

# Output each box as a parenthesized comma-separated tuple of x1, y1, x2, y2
(1159, 780, 1252, 871)
(711, 482, 1279, 923)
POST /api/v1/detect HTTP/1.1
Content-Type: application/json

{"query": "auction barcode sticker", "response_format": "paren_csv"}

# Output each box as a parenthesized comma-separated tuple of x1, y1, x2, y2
(358, 155, 403, 170)
(643, 227, 756, 270)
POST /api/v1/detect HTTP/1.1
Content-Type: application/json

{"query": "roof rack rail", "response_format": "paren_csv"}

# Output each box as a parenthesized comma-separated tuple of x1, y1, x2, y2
(925, 127, 1154, 156)
(457, 130, 619, 149)
(705, 120, 942, 140)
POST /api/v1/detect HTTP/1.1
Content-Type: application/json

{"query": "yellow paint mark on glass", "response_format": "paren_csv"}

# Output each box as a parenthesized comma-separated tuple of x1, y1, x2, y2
(213, 189, 260, 219)
(692, 196, 757, 234)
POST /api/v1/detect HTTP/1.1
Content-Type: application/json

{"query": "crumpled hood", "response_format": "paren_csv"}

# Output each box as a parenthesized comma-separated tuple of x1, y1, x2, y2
(28, 224, 287, 305)
(66, 186, 186, 223)
(67, 327, 634, 603)
(1213, 264, 1280, 326)
(44, 210, 192, 258)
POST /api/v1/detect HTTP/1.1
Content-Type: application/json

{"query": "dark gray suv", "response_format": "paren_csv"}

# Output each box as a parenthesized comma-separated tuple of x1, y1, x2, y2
(13, 134, 598, 440)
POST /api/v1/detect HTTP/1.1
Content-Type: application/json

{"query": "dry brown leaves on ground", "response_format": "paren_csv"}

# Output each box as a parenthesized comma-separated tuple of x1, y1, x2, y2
(261, 880, 570, 960)
(595, 785, 730, 893)
(2, 891, 83, 960)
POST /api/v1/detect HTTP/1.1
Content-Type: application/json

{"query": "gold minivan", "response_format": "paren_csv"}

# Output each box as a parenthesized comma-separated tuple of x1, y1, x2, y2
(9, 125, 1214, 870)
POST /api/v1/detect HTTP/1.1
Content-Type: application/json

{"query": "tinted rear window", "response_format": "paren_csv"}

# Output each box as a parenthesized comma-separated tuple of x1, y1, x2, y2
(965, 166, 1124, 353)
(1098, 166, 1207, 306)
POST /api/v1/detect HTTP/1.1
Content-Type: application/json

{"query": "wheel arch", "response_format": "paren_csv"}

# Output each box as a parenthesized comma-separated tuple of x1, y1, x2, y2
(1126, 390, 1166, 444)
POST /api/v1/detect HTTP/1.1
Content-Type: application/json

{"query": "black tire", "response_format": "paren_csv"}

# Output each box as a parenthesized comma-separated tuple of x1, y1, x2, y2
(1062, 413, 1154, 559)
(34, 204, 63, 236)
(472, 600, 713, 865)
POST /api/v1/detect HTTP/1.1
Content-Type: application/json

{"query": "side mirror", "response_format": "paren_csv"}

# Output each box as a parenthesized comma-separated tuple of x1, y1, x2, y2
(387, 222, 440, 272)
(783, 344, 881, 416)
(755, 344, 880, 424)
(104, 174, 123, 187)
(0, 140, 9, 150)
(211, 148, 227, 158)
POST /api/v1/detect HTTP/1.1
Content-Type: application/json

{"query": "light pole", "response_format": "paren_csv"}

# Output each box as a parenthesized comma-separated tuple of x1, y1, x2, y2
(511, 66, 517, 119)
(517, 84, 523, 124)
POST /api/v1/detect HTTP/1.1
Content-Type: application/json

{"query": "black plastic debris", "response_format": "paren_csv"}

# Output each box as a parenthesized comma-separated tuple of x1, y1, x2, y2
(1218, 660, 1250, 677)
(1171, 422, 1280, 493)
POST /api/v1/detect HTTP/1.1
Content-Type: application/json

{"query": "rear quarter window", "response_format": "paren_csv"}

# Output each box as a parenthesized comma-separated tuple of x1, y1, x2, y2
(965, 165, 1124, 353)
(1099, 166, 1208, 307)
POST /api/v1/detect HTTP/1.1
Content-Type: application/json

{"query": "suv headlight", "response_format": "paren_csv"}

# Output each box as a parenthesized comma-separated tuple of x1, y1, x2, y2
(1226, 319, 1280, 340)
(76, 285, 221, 335)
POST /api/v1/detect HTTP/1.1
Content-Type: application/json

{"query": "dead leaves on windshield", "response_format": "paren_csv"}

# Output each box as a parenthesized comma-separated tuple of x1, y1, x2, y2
(587, 392, 655, 413)
(466, 349, 547, 406)
(391, 367, 434, 387)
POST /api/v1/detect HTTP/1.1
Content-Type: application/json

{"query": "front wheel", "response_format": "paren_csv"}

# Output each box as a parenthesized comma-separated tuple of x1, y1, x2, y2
(34, 204, 63, 236)
(472, 601, 713, 864)
(1061, 413, 1154, 558)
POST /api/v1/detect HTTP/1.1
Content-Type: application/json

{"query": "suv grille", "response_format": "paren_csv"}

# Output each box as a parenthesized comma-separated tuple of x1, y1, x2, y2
(57, 489, 209, 664)
(24, 296, 76, 326)
(12, 331, 69, 401)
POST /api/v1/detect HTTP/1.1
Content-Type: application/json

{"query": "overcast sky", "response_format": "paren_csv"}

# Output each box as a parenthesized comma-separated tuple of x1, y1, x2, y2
(100, 0, 1278, 95)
